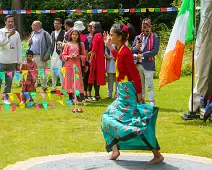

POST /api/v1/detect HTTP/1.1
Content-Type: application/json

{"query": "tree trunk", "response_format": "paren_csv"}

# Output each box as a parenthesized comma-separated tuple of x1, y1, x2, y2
(14, 0, 23, 39)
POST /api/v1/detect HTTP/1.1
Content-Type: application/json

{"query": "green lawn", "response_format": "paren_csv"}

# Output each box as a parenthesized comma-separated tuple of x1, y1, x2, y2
(0, 76, 212, 169)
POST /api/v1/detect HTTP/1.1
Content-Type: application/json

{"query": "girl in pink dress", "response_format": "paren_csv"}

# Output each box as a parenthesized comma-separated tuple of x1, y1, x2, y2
(21, 50, 37, 104)
(62, 30, 87, 106)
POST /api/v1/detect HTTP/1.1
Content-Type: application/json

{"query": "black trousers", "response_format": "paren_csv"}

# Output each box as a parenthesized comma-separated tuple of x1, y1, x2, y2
(88, 80, 100, 97)
(83, 66, 90, 92)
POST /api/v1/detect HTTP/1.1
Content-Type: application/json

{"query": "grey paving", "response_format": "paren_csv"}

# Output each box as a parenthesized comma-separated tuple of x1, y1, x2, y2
(5, 153, 212, 170)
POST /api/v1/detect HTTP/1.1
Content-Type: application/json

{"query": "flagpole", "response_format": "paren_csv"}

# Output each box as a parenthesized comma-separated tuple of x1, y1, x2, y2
(73, 64, 77, 116)
(191, 0, 196, 112)
(182, 0, 201, 120)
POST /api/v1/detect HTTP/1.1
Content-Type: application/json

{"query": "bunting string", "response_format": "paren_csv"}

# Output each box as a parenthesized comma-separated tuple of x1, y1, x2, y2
(0, 7, 201, 15)
(0, 7, 195, 15)
(0, 64, 83, 114)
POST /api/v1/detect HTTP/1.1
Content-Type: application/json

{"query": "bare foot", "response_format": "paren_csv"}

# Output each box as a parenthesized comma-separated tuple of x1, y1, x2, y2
(147, 155, 164, 165)
(109, 150, 120, 160)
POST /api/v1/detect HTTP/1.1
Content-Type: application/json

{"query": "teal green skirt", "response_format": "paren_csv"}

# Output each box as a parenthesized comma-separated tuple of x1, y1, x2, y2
(101, 82, 160, 152)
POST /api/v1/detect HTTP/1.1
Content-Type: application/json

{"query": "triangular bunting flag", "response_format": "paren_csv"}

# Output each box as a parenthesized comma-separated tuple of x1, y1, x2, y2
(15, 71, 21, 82)
(36, 103, 41, 111)
(23, 92, 30, 101)
(4, 103, 11, 114)
(11, 104, 18, 112)
(19, 103, 25, 109)
(75, 74, 80, 80)
(74, 66, 80, 73)
(16, 93, 21, 102)
(65, 100, 72, 108)
(30, 92, 37, 103)
(22, 70, 28, 80)
(50, 102, 55, 108)
(53, 68, 59, 76)
(60, 67, 66, 78)
(57, 100, 64, 106)
(40, 92, 46, 99)
(6, 72, 13, 79)
(0, 72, 5, 83)
(45, 69, 51, 76)
(27, 103, 34, 107)
(2, 94, 6, 100)
(47, 92, 52, 100)
(61, 90, 68, 96)
(30, 70, 37, 79)
(55, 90, 63, 98)
(42, 102, 48, 112)
(38, 70, 45, 79)
(8, 93, 14, 101)
(76, 90, 80, 97)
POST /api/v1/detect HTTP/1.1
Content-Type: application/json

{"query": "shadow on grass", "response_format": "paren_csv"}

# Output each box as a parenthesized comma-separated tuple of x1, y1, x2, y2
(115, 160, 179, 170)
(159, 108, 180, 113)
(174, 120, 212, 126)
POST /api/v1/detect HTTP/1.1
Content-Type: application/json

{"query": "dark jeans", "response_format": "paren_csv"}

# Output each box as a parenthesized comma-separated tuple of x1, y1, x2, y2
(0, 63, 16, 99)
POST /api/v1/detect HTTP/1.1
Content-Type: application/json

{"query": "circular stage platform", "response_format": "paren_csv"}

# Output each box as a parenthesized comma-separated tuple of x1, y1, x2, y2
(4, 152, 212, 170)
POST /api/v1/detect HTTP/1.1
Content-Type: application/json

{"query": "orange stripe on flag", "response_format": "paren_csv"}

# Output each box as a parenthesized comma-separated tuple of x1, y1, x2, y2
(159, 40, 185, 88)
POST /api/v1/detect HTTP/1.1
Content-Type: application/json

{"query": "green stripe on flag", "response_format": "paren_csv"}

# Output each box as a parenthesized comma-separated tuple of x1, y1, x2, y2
(178, 0, 194, 43)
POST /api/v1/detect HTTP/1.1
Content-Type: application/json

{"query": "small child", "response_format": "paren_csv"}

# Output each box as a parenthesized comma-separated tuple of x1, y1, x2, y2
(104, 45, 118, 100)
(21, 50, 37, 104)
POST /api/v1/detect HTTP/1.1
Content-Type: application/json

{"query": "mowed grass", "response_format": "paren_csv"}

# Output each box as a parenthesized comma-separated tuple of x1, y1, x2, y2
(0, 76, 212, 169)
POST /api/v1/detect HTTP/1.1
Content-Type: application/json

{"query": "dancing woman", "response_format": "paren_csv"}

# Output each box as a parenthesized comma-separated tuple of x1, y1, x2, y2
(101, 23, 164, 164)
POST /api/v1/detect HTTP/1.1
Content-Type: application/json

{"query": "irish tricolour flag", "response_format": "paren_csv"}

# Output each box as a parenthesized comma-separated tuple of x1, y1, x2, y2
(159, 0, 194, 88)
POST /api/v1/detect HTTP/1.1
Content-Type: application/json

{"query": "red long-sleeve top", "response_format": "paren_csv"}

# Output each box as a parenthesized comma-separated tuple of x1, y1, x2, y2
(111, 45, 142, 94)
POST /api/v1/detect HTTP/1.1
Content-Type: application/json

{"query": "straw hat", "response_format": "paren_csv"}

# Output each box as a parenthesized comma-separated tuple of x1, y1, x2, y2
(73, 21, 85, 31)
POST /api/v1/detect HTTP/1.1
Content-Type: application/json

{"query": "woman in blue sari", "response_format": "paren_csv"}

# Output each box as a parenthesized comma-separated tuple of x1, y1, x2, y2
(102, 24, 164, 164)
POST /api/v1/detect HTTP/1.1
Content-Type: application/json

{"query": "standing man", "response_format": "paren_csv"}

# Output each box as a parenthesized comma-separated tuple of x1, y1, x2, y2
(0, 15, 22, 104)
(57, 19, 74, 63)
(29, 21, 52, 92)
(132, 18, 160, 106)
(63, 19, 74, 42)
(51, 18, 65, 92)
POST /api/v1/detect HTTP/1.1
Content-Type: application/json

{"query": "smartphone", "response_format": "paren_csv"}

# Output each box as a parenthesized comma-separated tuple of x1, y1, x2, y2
(137, 37, 141, 43)
(12, 26, 16, 30)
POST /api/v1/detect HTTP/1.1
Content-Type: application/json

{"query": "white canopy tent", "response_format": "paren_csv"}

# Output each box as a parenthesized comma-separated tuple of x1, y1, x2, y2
(189, 0, 212, 112)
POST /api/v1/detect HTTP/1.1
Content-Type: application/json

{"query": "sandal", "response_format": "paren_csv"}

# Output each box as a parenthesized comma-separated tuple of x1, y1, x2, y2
(77, 108, 83, 113)
(82, 101, 88, 106)
(72, 108, 83, 113)
(91, 96, 101, 102)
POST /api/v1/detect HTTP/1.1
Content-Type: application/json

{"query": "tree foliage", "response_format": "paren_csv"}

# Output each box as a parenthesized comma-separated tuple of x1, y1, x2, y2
(0, 0, 178, 38)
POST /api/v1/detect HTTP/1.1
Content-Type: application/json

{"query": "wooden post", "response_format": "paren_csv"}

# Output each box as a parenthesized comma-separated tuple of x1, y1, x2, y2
(14, 0, 23, 39)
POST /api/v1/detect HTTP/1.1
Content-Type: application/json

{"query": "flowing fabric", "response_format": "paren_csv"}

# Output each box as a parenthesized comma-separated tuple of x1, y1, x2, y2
(102, 82, 160, 152)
